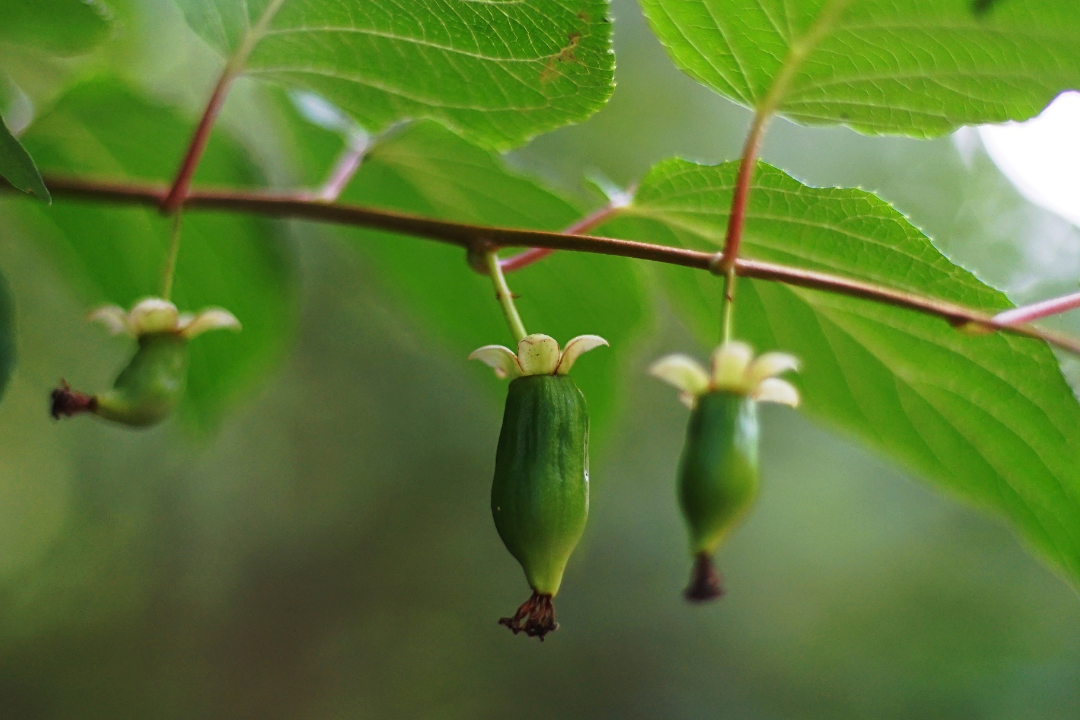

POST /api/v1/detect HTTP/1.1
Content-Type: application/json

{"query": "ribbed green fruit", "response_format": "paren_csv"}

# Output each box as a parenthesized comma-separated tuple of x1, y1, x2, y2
(678, 390, 759, 600)
(95, 332, 188, 426)
(492, 374, 590, 598)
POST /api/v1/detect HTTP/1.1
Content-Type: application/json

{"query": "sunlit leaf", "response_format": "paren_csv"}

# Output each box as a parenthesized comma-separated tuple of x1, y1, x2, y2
(640, 0, 1080, 137)
(610, 157, 1080, 587)
(174, 0, 615, 150)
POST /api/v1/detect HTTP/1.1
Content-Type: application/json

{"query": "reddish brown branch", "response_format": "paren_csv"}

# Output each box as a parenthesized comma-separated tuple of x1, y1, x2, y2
(13, 174, 1080, 356)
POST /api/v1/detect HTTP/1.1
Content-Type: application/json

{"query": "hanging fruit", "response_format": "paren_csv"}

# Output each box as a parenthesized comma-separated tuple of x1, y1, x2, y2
(471, 333, 607, 639)
(51, 297, 240, 427)
(650, 341, 800, 602)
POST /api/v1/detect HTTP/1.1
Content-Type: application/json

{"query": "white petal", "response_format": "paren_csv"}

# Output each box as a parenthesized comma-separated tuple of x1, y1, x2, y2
(746, 352, 801, 388)
(752, 378, 800, 407)
(87, 305, 131, 335)
(468, 345, 522, 380)
(556, 335, 608, 374)
(711, 341, 754, 390)
(678, 391, 698, 410)
(179, 308, 242, 339)
(648, 354, 710, 396)
(517, 334, 561, 376)
(128, 297, 179, 335)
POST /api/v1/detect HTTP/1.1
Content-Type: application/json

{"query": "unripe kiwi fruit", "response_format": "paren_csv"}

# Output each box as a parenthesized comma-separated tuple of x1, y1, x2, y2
(678, 390, 759, 601)
(491, 373, 589, 639)
(52, 332, 188, 427)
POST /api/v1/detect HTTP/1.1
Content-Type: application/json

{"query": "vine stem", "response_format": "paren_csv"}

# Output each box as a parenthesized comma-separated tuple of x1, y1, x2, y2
(994, 291, 1080, 327)
(485, 249, 528, 343)
(160, 212, 183, 300)
(15, 174, 1080, 356)
(161, 0, 287, 214)
(501, 200, 628, 273)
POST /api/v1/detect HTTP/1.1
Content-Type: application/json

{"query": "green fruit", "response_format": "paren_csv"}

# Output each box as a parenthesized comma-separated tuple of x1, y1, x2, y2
(52, 332, 188, 427)
(677, 390, 759, 601)
(492, 374, 589, 638)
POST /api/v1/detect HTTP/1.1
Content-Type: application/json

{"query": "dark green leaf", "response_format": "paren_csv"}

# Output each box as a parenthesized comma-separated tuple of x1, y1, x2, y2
(611, 157, 1080, 587)
(332, 120, 648, 437)
(10, 79, 295, 430)
(174, 0, 615, 150)
(0, 0, 113, 56)
(640, 0, 1080, 137)
(0, 113, 49, 202)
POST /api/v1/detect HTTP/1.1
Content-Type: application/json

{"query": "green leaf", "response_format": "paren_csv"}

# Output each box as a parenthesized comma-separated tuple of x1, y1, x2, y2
(0, 267, 14, 402)
(330, 120, 648, 437)
(611, 158, 1080, 587)
(174, 0, 615, 150)
(0, 0, 113, 56)
(9, 79, 295, 431)
(0, 113, 49, 202)
(640, 0, 1080, 137)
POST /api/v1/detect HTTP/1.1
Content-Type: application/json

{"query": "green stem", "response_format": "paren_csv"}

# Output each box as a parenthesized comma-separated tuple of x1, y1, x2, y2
(160, 212, 183, 300)
(485, 249, 527, 343)
(720, 267, 736, 344)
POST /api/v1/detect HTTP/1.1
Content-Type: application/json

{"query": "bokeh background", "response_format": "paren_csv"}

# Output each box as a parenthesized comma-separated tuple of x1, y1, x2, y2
(2, 1, 1080, 718)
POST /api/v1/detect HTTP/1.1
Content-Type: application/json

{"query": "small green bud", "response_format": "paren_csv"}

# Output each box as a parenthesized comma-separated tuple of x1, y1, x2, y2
(651, 341, 800, 602)
(51, 297, 240, 427)
(472, 333, 606, 639)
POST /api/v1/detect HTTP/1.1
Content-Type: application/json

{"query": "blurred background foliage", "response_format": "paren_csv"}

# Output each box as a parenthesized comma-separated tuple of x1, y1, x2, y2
(0, 0, 1079, 718)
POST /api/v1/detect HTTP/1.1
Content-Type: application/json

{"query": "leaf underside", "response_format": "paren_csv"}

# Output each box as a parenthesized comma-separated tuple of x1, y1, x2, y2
(612, 158, 1080, 588)
(174, 0, 616, 150)
(293, 115, 648, 438)
(0, 114, 50, 202)
(640, 0, 1080, 137)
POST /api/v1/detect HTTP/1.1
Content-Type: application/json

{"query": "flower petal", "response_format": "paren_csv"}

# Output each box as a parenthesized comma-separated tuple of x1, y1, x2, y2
(128, 297, 179, 335)
(179, 308, 242, 339)
(746, 352, 800, 388)
(711, 341, 754, 390)
(649, 354, 710, 396)
(517, 334, 561, 376)
(678, 391, 698, 410)
(468, 345, 522, 380)
(87, 305, 131, 335)
(556, 335, 608, 375)
(752, 378, 800, 407)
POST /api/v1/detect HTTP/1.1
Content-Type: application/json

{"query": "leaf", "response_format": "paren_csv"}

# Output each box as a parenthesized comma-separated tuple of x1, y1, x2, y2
(611, 157, 1080, 588)
(173, 0, 615, 150)
(640, 0, 1080, 137)
(8, 79, 295, 431)
(0, 0, 113, 56)
(326, 119, 648, 437)
(0, 113, 49, 202)
(0, 267, 14, 402)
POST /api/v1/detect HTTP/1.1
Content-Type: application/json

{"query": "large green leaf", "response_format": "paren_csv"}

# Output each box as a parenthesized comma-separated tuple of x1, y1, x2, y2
(175, 0, 615, 150)
(640, 0, 1080, 137)
(0, 0, 113, 55)
(0, 112, 49, 202)
(8, 79, 295, 430)
(607, 158, 1080, 587)
(321, 119, 648, 437)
